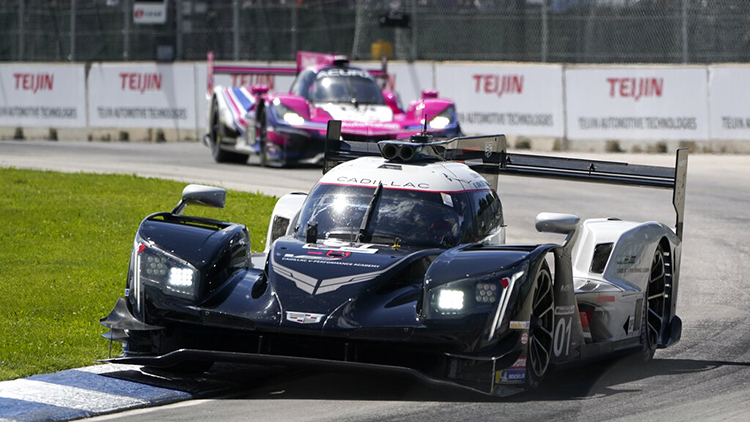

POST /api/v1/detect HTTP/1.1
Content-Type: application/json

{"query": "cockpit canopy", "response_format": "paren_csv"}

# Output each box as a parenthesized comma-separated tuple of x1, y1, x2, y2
(290, 67, 385, 105)
(294, 183, 504, 249)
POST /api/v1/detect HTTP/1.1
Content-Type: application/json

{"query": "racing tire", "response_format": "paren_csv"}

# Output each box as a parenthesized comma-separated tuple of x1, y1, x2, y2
(527, 261, 554, 388)
(256, 106, 269, 167)
(640, 243, 669, 362)
(210, 99, 249, 164)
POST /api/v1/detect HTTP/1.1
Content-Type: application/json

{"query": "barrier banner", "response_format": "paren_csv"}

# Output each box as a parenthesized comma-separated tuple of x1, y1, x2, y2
(708, 65, 750, 141)
(194, 61, 296, 133)
(88, 63, 197, 129)
(435, 63, 565, 137)
(566, 66, 709, 141)
(383, 62, 434, 107)
(0, 64, 86, 128)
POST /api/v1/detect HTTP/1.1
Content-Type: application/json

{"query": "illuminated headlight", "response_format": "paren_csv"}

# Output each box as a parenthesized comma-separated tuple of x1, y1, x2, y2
(437, 289, 464, 311)
(274, 103, 306, 126)
(136, 238, 198, 299)
(424, 266, 526, 320)
(428, 105, 456, 129)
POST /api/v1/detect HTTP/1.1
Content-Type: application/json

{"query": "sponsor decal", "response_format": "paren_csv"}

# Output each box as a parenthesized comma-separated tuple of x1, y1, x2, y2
(13, 73, 54, 94)
(472, 74, 524, 98)
(458, 111, 554, 127)
(520, 333, 528, 345)
(281, 253, 380, 269)
(119, 73, 162, 94)
(607, 77, 663, 101)
(303, 243, 378, 254)
(578, 116, 697, 131)
(596, 295, 615, 303)
(231, 74, 275, 90)
(616, 255, 638, 265)
(484, 141, 493, 158)
(334, 176, 430, 190)
(495, 369, 526, 385)
(511, 357, 527, 369)
(286, 311, 325, 324)
(509, 321, 530, 330)
(616, 267, 650, 274)
(318, 68, 373, 80)
(554, 305, 575, 316)
(720, 117, 750, 130)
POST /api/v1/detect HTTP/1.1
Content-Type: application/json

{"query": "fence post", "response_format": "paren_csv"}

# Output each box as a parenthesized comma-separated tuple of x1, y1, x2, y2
(233, 0, 239, 61)
(291, 3, 298, 60)
(70, 0, 76, 61)
(541, 0, 548, 62)
(123, 0, 130, 60)
(18, 0, 24, 61)
(681, 0, 688, 63)
(176, 0, 182, 60)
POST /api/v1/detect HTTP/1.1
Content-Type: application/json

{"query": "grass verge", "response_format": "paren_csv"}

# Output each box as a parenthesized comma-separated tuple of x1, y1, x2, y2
(0, 168, 276, 381)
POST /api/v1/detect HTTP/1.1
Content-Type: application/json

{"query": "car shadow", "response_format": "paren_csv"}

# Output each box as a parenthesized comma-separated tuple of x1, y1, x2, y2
(101, 355, 750, 403)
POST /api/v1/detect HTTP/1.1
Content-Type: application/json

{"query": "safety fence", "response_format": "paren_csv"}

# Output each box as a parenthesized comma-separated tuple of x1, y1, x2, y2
(2, 1, 750, 64)
(3, 59, 750, 144)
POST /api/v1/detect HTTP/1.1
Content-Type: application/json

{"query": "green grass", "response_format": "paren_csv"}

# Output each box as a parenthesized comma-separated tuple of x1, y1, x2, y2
(0, 168, 277, 381)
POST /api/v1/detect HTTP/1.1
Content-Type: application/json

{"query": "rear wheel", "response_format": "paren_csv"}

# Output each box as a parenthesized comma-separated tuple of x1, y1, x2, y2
(209, 99, 249, 164)
(641, 243, 668, 361)
(527, 262, 554, 388)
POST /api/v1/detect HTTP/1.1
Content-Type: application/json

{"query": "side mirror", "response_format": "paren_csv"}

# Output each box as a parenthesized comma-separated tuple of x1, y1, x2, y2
(172, 184, 226, 215)
(535, 212, 579, 235)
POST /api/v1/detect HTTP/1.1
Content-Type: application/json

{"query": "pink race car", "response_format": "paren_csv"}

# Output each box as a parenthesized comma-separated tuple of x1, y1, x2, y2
(205, 51, 462, 166)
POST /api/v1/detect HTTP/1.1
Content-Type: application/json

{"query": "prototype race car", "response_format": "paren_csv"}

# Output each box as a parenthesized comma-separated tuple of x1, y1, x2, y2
(101, 121, 688, 396)
(204, 51, 462, 166)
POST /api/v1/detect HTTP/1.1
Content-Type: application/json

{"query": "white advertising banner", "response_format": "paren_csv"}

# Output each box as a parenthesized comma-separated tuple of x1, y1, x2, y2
(88, 63, 197, 130)
(708, 65, 750, 141)
(194, 61, 296, 132)
(383, 62, 434, 107)
(0, 64, 86, 128)
(566, 66, 709, 141)
(435, 63, 565, 137)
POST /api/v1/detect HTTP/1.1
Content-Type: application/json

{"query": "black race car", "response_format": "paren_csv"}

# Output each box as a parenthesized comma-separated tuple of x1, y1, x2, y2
(101, 122, 688, 396)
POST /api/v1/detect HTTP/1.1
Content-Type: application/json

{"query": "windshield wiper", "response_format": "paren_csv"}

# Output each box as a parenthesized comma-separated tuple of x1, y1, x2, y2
(357, 182, 383, 243)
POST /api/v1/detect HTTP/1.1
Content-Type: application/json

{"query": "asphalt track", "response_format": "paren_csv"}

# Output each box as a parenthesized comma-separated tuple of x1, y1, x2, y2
(1, 140, 749, 422)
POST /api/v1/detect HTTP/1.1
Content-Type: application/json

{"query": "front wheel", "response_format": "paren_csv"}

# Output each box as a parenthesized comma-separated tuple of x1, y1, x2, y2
(256, 106, 269, 167)
(527, 261, 554, 388)
(210, 99, 249, 164)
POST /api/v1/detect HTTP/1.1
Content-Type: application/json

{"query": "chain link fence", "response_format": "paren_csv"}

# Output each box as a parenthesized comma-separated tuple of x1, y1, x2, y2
(2, 0, 750, 64)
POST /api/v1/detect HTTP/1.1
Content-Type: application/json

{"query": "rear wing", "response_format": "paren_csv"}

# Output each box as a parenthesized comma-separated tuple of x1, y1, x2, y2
(323, 120, 688, 240)
(207, 51, 387, 96)
(497, 149, 688, 240)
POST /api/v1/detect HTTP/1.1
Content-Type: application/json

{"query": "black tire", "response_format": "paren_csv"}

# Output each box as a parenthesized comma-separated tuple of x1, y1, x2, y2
(256, 106, 269, 167)
(641, 243, 669, 362)
(209, 99, 249, 164)
(527, 261, 554, 388)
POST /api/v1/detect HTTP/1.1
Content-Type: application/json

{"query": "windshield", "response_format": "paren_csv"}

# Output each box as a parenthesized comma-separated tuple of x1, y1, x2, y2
(310, 75, 385, 105)
(295, 184, 473, 248)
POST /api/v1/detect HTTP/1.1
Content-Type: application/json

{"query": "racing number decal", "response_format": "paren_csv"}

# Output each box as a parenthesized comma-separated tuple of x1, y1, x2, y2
(553, 316, 572, 357)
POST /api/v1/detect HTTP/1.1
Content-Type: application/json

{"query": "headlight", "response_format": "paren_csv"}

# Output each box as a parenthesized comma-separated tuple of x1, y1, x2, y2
(274, 103, 306, 126)
(423, 273, 523, 319)
(428, 105, 456, 130)
(134, 236, 198, 299)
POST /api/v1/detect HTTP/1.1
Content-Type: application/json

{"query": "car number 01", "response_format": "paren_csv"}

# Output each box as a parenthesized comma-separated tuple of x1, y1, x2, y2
(554, 316, 572, 357)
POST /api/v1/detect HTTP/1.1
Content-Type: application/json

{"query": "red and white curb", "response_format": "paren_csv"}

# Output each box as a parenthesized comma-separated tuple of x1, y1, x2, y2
(0, 364, 191, 422)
